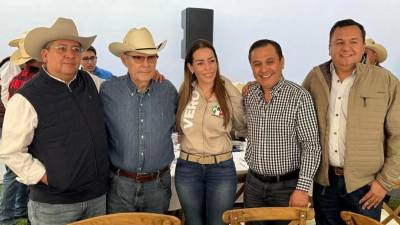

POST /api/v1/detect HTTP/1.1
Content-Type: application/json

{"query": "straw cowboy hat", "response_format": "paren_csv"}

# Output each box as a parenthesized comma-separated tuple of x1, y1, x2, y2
(8, 32, 28, 47)
(365, 38, 387, 63)
(10, 37, 32, 66)
(24, 17, 96, 61)
(109, 27, 167, 57)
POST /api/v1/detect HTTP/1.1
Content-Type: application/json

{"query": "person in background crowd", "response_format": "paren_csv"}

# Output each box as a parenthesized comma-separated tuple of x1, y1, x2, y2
(80, 45, 113, 80)
(0, 17, 109, 225)
(303, 19, 400, 224)
(101, 27, 177, 214)
(175, 39, 246, 225)
(243, 39, 320, 225)
(364, 38, 387, 67)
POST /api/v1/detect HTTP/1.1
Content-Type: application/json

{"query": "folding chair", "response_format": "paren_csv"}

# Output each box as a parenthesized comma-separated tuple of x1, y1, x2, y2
(340, 211, 382, 225)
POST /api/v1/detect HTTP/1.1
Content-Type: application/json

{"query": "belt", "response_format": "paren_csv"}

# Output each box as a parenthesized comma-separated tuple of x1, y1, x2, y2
(179, 151, 232, 164)
(250, 169, 300, 183)
(329, 166, 344, 176)
(113, 166, 169, 182)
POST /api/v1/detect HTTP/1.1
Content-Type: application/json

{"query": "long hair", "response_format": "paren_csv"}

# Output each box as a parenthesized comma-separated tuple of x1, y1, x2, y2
(176, 39, 231, 132)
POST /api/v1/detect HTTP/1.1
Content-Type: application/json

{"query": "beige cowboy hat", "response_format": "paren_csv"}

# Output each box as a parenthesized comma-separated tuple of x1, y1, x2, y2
(24, 17, 96, 61)
(109, 27, 167, 57)
(10, 38, 32, 66)
(8, 32, 28, 47)
(365, 38, 387, 63)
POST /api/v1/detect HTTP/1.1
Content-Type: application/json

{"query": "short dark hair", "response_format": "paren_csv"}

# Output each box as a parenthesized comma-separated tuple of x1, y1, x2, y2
(329, 19, 366, 43)
(248, 39, 283, 62)
(86, 46, 97, 55)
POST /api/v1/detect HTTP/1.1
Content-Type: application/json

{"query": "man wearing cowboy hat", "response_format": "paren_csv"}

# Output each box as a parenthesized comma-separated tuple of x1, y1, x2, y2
(303, 19, 400, 224)
(0, 17, 109, 225)
(0, 34, 42, 225)
(364, 38, 388, 67)
(100, 27, 177, 213)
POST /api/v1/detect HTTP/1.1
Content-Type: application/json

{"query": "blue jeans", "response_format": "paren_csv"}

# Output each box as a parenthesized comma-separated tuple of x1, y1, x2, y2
(28, 194, 106, 225)
(0, 167, 29, 225)
(175, 158, 237, 225)
(244, 171, 297, 225)
(107, 171, 171, 213)
(313, 168, 383, 225)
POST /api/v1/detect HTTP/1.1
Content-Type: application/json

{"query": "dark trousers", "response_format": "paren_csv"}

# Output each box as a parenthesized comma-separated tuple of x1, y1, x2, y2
(244, 171, 297, 225)
(313, 168, 382, 225)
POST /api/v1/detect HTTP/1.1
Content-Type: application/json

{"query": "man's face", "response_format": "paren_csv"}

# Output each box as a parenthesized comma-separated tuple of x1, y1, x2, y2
(80, 50, 97, 72)
(41, 39, 82, 80)
(121, 51, 157, 85)
(329, 25, 365, 72)
(250, 44, 284, 91)
(365, 48, 378, 65)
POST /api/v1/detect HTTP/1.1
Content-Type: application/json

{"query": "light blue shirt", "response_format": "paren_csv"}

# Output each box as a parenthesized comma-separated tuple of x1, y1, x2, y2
(99, 74, 178, 173)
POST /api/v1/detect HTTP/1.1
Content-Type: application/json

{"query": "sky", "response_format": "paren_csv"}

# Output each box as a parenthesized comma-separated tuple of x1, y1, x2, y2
(1, 0, 399, 87)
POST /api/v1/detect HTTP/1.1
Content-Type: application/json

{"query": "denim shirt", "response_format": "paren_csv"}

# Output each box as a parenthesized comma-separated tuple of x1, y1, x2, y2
(100, 74, 178, 173)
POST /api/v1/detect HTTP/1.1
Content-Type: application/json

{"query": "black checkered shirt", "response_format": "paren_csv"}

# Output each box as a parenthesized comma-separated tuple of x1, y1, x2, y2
(244, 78, 321, 191)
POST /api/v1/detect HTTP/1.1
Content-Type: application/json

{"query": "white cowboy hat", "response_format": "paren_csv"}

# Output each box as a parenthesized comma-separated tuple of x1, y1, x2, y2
(365, 38, 387, 63)
(24, 17, 96, 61)
(10, 38, 32, 66)
(109, 27, 167, 57)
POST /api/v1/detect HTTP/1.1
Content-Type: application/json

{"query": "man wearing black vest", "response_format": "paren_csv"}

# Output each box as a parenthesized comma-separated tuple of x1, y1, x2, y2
(0, 17, 109, 225)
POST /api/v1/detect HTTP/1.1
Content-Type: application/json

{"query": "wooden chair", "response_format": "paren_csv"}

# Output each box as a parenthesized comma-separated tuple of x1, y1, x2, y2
(340, 211, 382, 225)
(222, 207, 315, 225)
(68, 212, 181, 225)
(381, 182, 400, 225)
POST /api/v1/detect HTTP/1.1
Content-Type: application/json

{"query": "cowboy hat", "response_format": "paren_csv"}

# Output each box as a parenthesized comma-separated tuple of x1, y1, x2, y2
(8, 32, 28, 47)
(109, 27, 167, 57)
(24, 17, 96, 61)
(10, 38, 32, 65)
(365, 38, 387, 63)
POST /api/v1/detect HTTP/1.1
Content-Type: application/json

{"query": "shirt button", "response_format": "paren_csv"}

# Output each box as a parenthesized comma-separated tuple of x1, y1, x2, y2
(334, 150, 338, 153)
(336, 113, 339, 116)
(140, 152, 143, 156)
(337, 80, 340, 83)
(130, 93, 134, 96)
(338, 97, 341, 100)
(141, 135, 144, 139)
(140, 104, 143, 107)
(334, 132, 337, 135)
(140, 119, 144, 123)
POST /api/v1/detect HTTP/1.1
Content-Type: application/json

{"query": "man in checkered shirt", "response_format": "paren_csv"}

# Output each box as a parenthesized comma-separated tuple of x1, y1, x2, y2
(243, 39, 321, 224)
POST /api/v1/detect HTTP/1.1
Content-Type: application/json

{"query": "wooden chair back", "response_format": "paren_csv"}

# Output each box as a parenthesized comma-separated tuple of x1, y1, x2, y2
(222, 207, 314, 225)
(68, 212, 181, 225)
(340, 211, 382, 225)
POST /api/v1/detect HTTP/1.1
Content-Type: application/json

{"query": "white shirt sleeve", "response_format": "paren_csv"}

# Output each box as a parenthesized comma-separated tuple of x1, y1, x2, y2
(0, 94, 46, 185)
(0, 61, 21, 107)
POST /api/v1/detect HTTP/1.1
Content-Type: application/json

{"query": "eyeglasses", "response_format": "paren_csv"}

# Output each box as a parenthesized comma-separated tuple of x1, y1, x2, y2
(125, 54, 158, 64)
(81, 56, 97, 62)
(49, 45, 83, 55)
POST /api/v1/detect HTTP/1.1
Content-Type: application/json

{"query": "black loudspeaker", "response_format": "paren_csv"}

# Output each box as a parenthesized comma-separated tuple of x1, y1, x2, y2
(181, 8, 214, 58)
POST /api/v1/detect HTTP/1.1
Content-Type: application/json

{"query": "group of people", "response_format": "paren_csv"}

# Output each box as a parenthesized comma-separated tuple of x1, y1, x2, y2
(0, 17, 398, 225)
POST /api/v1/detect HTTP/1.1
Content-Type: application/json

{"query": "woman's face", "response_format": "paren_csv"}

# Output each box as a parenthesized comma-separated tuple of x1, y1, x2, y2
(187, 47, 218, 87)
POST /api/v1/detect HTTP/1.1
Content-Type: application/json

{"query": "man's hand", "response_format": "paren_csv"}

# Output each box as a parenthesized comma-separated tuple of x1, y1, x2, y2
(152, 70, 165, 83)
(40, 173, 48, 185)
(289, 190, 309, 207)
(359, 180, 387, 210)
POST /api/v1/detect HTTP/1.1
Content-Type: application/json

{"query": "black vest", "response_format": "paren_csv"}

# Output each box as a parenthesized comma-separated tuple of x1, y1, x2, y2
(18, 69, 109, 204)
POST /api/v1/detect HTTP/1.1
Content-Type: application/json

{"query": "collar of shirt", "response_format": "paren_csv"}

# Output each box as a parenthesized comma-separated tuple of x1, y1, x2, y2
(329, 62, 356, 81)
(125, 73, 154, 95)
(253, 76, 286, 99)
(42, 65, 77, 86)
